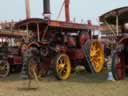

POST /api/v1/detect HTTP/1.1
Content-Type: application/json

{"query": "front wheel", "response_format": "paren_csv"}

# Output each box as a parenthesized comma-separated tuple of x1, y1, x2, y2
(112, 52, 125, 80)
(53, 53, 71, 80)
(0, 60, 10, 78)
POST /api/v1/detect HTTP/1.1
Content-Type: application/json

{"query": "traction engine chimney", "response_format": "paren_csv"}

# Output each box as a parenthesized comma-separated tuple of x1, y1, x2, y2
(25, 0, 31, 19)
(65, 0, 70, 22)
(43, 0, 51, 19)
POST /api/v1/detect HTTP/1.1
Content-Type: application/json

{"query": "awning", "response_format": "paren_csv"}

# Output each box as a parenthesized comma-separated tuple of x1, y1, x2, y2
(100, 7, 128, 25)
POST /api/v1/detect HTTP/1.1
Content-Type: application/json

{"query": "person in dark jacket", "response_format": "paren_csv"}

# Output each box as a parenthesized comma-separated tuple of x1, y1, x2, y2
(104, 43, 111, 58)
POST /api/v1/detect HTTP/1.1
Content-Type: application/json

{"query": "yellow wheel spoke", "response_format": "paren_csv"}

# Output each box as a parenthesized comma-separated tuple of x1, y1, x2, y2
(55, 54, 71, 80)
(89, 40, 104, 72)
(59, 59, 63, 64)
(2, 65, 6, 70)
(58, 65, 64, 72)
(58, 68, 63, 73)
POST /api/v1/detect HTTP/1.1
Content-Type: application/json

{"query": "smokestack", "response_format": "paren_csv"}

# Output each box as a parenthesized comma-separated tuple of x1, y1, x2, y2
(43, 0, 51, 19)
(25, 0, 31, 19)
(65, 0, 70, 22)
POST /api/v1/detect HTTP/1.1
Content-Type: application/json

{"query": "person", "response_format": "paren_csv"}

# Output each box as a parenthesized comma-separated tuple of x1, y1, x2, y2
(124, 44, 128, 64)
(104, 43, 111, 58)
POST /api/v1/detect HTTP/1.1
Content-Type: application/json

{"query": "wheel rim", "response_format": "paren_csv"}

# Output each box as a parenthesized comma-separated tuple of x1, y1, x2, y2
(56, 54, 71, 80)
(89, 40, 104, 72)
(0, 61, 10, 78)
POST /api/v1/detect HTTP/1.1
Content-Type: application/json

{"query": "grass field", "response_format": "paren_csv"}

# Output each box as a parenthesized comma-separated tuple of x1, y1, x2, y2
(0, 69, 128, 96)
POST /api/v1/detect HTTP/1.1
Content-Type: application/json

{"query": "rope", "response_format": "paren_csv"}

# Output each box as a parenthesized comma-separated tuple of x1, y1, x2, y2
(42, 25, 49, 40)
(56, 0, 65, 20)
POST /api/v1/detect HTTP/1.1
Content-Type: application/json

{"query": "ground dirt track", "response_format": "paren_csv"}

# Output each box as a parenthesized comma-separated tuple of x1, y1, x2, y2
(0, 70, 128, 96)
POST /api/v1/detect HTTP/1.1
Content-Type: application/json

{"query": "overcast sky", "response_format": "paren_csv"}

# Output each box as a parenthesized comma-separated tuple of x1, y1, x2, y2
(0, 0, 128, 24)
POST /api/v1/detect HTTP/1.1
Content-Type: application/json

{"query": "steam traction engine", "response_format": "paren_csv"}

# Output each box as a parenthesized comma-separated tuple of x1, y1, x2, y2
(0, 22, 27, 78)
(15, 0, 104, 80)
(100, 7, 128, 80)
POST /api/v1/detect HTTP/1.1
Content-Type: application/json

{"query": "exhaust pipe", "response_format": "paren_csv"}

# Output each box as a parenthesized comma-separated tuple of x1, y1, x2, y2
(65, 0, 70, 22)
(43, 0, 51, 19)
(25, 0, 31, 19)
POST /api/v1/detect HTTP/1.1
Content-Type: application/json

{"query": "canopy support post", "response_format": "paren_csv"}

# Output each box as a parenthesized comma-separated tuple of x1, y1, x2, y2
(116, 15, 119, 36)
(37, 23, 40, 42)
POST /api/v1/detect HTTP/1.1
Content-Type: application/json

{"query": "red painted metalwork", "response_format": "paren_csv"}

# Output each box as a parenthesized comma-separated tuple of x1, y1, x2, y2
(15, 0, 104, 80)
(112, 51, 125, 80)
(0, 45, 23, 77)
(65, 0, 70, 22)
(0, 22, 27, 77)
(67, 49, 84, 60)
(79, 31, 90, 47)
(15, 18, 99, 30)
(7, 47, 22, 65)
(8, 55, 22, 65)
(15, 18, 101, 80)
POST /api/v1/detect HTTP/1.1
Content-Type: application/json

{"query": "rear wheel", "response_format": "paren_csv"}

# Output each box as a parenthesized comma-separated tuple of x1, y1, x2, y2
(54, 54, 71, 80)
(83, 40, 104, 73)
(0, 60, 10, 78)
(112, 52, 125, 80)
